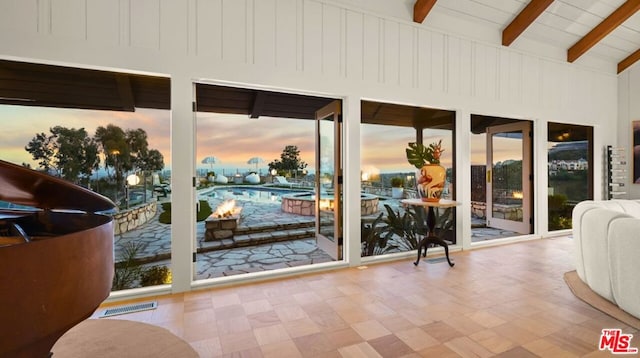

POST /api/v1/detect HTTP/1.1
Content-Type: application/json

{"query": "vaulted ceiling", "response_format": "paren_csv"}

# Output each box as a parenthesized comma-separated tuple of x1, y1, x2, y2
(413, 0, 640, 74)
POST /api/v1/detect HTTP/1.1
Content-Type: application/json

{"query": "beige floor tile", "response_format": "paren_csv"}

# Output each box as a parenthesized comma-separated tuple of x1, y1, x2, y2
(466, 310, 507, 328)
(261, 339, 303, 358)
(416, 344, 462, 358)
(253, 323, 291, 346)
(292, 332, 335, 357)
(189, 337, 223, 358)
(243, 298, 273, 315)
(214, 303, 246, 320)
(522, 337, 579, 357)
(336, 307, 372, 324)
(325, 327, 363, 350)
(379, 315, 417, 333)
(211, 292, 242, 308)
(275, 304, 309, 322)
(309, 310, 350, 332)
(351, 319, 392, 340)
(248, 310, 281, 329)
(216, 316, 252, 335)
(219, 330, 260, 354)
(338, 342, 383, 358)
(293, 291, 324, 305)
(444, 336, 494, 358)
(395, 327, 439, 351)
(421, 321, 465, 343)
(183, 320, 219, 343)
(468, 329, 517, 354)
(283, 317, 323, 338)
(367, 334, 413, 357)
(93, 237, 628, 358)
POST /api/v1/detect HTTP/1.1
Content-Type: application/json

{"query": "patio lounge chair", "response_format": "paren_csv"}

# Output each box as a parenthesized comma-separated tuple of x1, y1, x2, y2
(273, 176, 300, 188)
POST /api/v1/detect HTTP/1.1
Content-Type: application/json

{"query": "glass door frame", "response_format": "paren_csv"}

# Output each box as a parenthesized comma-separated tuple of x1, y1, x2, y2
(315, 100, 343, 260)
(486, 121, 533, 234)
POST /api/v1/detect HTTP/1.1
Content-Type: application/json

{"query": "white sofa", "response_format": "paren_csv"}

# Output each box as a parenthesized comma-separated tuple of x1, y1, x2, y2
(572, 200, 640, 319)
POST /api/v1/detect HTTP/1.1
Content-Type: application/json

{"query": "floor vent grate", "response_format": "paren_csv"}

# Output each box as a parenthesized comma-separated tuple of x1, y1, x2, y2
(98, 301, 157, 318)
(426, 257, 447, 264)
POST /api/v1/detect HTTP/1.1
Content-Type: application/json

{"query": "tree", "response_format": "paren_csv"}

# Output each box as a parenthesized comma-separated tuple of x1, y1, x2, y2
(137, 149, 165, 201)
(25, 126, 98, 184)
(94, 124, 129, 189)
(50, 126, 99, 184)
(126, 128, 149, 170)
(268, 145, 307, 176)
(25, 132, 54, 173)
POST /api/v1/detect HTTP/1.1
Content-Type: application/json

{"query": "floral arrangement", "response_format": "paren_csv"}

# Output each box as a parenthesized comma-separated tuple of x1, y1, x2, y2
(405, 140, 444, 169)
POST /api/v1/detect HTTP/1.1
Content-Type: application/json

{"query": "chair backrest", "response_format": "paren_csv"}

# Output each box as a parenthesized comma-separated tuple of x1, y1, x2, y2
(274, 176, 289, 184)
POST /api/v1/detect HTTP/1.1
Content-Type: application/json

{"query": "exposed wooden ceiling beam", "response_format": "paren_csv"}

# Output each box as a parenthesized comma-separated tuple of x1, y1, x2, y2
(413, 0, 437, 23)
(502, 0, 554, 46)
(250, 91, 267, 118)
(115, 74, 135, 112)
(568, 0, 640, 63)
(618, 48, 640, 73)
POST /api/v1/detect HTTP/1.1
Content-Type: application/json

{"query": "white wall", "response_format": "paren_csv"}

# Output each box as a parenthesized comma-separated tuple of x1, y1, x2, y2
(618, 66, 640, 199)
(0, 0, 618, 292)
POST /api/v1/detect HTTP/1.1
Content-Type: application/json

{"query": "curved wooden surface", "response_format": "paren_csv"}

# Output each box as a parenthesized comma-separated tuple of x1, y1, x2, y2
(0, 212, 114, 358)
(51, 319, 199, 357)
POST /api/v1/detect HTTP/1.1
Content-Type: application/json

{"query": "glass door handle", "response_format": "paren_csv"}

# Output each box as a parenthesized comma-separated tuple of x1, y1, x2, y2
(487, 169, 491, 183)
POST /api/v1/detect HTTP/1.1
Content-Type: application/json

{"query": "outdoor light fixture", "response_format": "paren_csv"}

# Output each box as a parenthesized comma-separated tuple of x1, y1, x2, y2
(126, 174, 140, 186)
(125, 174, 140, 209)
(271, 169, 277, 176)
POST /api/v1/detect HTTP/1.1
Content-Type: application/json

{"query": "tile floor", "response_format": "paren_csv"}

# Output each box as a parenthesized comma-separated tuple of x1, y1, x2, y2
(93, 236, 633, 357)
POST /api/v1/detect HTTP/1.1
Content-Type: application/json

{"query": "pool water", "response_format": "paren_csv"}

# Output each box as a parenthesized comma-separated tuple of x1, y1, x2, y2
(206, 186, 310, 202)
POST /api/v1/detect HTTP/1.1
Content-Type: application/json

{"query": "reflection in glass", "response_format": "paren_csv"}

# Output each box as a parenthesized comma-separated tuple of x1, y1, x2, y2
(491, 131, 523, 223)
(547, 123, 593, 231)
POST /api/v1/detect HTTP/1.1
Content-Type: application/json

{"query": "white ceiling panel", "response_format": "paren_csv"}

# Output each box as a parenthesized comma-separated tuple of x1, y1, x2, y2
(590, 42, 631, 61)
(435, 0, 514, 25)
(619, 11, 640, 32)
(416, 0, 640, 73)
(536, 11, 594, 36)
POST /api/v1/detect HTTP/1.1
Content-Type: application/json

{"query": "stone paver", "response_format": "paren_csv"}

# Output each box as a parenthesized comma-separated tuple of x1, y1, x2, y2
(114, 187, 513, 278)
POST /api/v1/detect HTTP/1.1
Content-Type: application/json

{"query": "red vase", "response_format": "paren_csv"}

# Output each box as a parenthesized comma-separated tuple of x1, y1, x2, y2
(416, 164, 445, 202)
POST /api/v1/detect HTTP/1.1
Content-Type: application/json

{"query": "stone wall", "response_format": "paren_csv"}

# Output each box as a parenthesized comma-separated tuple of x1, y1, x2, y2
(471, 201, 486, 219)
(113, 200, 158, 235)
(281, 194, 379, 216)
(471, 201, 523, 221)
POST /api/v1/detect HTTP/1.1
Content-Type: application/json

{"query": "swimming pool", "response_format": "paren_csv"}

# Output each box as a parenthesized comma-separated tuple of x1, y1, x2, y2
(206, 186, 310, 202)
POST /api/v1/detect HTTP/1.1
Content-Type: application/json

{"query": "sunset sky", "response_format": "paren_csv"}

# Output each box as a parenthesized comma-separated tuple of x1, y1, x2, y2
(0, 105, 518, 176)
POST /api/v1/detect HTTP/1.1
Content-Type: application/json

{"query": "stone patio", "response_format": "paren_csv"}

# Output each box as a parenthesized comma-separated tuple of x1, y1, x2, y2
(113, 189, 517, 280)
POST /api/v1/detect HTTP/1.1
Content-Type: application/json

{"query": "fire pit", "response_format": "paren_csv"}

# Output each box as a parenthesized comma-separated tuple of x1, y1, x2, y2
(205, 200, 241, 241)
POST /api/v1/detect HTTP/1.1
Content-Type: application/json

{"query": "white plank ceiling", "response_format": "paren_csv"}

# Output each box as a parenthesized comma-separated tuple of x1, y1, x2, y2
(417, 0, 640, 73)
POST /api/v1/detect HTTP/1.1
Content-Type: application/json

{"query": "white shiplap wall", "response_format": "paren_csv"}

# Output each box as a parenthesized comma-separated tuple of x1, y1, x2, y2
(0, 0, 618, 292)
(0, 0, 617, 113)
(618, 66, 640, 199)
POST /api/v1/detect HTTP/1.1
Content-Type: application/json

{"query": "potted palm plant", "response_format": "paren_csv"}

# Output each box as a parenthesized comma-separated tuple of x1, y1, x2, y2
(390, 177, 404, 199)
(406, 140, 445, 202)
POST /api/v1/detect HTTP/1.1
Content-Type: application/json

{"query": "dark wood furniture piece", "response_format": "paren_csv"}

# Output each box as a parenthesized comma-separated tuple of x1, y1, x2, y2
(0, 160, 115, 357)
(401, 198, 458, 267)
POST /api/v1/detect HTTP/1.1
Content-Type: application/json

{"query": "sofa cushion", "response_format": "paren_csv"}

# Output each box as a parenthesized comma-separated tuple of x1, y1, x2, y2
(572, 201, 632, 282)
(612, 200, 640, 218)
(578, 207, 632, 302)
(608, 218, 640, 319)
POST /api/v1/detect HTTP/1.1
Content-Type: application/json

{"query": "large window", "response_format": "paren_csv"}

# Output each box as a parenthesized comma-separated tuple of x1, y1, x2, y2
(360, 101, 455, 258)
(470, 115, 533, 242)
(193, 84, 342, 281)
(547, 122, 593, 231)
(0, 60, 172, 292)
(0, 105, 172, 291)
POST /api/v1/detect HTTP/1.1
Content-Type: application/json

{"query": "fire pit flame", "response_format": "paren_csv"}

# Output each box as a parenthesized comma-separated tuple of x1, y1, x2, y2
(215, 199, 241, 218)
